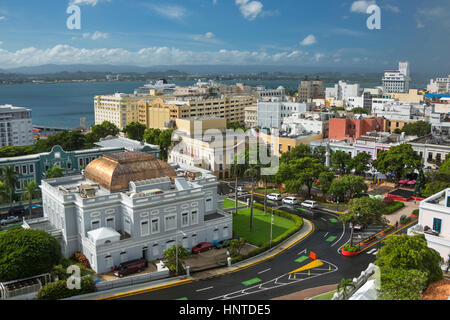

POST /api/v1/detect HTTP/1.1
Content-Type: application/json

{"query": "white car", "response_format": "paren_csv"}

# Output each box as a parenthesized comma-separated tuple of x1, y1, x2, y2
(282, 197, 299, 205)
(266, 193, 283, 201)
(0, 216, 20, 226)
(301, 200, 318, 209)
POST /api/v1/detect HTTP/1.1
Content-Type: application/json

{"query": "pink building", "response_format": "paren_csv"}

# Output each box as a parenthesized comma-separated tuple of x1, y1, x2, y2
(328, 118, 383, 141)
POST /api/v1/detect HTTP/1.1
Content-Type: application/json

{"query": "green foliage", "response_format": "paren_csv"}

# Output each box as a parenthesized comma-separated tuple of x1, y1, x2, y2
(331, 150, 352, 174)
(45, 163, 65, 179)
(280, 144, 312, 164)
(375, 234, 443, 286)
(162, 245, 190, 273)
(422, 181, 450, 198)
(122, 122, 147, 141)
(328, 175, 368, 202)
(230, 238, 246, 257)
(21, 180, 41, 216)
(35, 130, 88, 153)
(337, 278, 356, 299)
(317, 171, 335, 195)
(38, 276, 96, 300)
(373, 144, 422, 183)
(400, 215, 411, 225)
(384, 201, 405, 215)
(0, 145, 36, 158)
(378, 268, 428, 300)
(350, 107, 368, 114)
(0, 229, 61, 282)
(227, 121, 246, 131)
(144, 128, 174, 161)
(401, 121, 431, 137)
(439, 157, 450, 174)
(342, 244, 359, 252)
(349, 152, 372, 175)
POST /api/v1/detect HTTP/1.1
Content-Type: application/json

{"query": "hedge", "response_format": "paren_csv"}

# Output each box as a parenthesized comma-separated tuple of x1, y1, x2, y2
(230, 204, 303, 264)
(384, 201, 405, 215)
(38, 276, 96, 300)
(342, 244, 359, 252)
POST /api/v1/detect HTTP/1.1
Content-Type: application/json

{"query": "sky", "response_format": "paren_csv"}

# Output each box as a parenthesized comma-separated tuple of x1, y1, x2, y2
(0, 0, 448, 73)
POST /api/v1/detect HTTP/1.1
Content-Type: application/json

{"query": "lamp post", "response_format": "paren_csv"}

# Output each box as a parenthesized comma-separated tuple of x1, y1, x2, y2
(175, 230, 186, 276)
(270, 207, 274, 249)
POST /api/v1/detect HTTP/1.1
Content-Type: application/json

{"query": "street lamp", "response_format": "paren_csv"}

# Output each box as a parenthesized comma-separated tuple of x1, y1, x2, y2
(270, 205, 280, 249)
(175, 230, 186, 276)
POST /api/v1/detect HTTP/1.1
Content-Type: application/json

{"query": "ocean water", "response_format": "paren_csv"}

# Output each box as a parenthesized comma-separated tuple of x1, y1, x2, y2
(0, 79, 427, 129)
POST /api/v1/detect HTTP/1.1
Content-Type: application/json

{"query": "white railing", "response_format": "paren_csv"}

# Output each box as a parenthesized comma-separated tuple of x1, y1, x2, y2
(332, 263, 377, 300)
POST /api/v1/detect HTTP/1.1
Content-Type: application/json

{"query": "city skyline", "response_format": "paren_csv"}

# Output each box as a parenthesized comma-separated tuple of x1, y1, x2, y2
(0, 0, 448, 72)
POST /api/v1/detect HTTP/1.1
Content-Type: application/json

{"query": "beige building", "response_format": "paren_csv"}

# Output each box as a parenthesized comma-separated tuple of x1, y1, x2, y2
(244, 105, 258, 128)
(138, 96, 256, 130)
(259, 131, 323, 157)
(94, 93, 145, 130)
(389, 89, 424, 104)
(382, 119, 417, 133)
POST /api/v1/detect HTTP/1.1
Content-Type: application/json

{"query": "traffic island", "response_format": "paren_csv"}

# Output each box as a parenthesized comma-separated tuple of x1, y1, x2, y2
(341, 244, 360, 257)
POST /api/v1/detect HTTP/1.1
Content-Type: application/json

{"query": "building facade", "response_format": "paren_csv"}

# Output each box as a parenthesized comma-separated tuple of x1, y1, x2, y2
(257, 101, 311, 129)
(326, 81, 360, 102)
(427, 76, 450, 94)
(328, 117, 384, 141)
(409, 135, 450, 170)
(382, 61, 411, 93)
(39, 153, 232, 274)
(298, 77, 324, 102)
(0, 105, 34, 147)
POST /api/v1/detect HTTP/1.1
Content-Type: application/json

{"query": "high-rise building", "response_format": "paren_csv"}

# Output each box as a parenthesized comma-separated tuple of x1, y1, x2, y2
(326, 81, 360, 102)
(427, 75, 450, 94)
(0, 104, 34, 147)
(298, 76, 324, 102)
(382, 61, 411, 93)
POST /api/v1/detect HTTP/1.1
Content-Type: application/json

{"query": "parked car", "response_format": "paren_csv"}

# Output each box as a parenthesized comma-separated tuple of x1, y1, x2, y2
(282, 197, 299, 205)
(301, 200, 318, 209)
(0, 216, 20, 226)
(192, 242, 214, 254)
(349, 222, 366, 231)
(213, 239, 231, 249)
(267, 193, 283, 201)
(8, 205, 25, 216)
(113, 259, 148, 278)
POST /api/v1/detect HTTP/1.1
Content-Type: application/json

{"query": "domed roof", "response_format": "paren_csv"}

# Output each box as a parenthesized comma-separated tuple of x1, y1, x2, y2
(84, 152, 177, 192)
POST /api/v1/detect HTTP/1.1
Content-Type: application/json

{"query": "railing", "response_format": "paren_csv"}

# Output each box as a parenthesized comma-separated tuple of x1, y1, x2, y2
(332, 263, 377, 300)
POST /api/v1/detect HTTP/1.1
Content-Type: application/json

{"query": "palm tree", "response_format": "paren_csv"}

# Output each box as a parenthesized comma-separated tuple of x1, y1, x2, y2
(45, 163, 65, 178)
(337, 278, 356, 300)
(0, 165, 20, 210)
(21, 180, 41, 219)
(244, 166, 260, 232)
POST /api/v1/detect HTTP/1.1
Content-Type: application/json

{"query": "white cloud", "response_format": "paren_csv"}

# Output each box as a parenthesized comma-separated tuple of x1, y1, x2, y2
(0, 41, 3, 46)
(81, 31, 109, 40)
(0, 16, 6, 21)
(235, 0, 264, 21)
(382, 4, 400, 13)
(145, 4, 187, 20)
(300, 34, 316, 46)
(350, 0, 376, 13)
(192, 32, 216, 42)
(69, 0, 108, 6)
(0, 45, 325, 68)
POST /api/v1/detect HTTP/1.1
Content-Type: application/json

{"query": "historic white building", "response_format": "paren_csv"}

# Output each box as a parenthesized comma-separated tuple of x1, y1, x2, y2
(257, 101, 311, 129)
(38, 152, 232, 274)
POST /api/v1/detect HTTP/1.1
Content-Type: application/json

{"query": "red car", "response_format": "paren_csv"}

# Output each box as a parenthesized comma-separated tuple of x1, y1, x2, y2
(192, 242, 213, 254)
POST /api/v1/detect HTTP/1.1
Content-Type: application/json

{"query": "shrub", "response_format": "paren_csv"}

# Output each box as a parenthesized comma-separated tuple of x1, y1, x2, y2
(0, 229, 61, 282)
(383, 197, 394, 205)
(342, 244, 359, 252)
(400, 215, 411, 225)
(381, 226, 395, 235)
(38, 276, 96, 300)
(412, 209, 419, 217)
(71, 252, 91, 269)
(361, 234, 378, 245)
(385, 201, 405, 215)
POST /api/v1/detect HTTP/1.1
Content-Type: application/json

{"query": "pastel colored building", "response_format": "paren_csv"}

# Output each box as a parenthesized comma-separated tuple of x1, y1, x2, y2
(328, 118, 383, 141)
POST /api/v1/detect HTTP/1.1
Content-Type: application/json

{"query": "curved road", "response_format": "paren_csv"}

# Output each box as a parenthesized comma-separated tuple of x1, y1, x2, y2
(117, 195, 385, 300)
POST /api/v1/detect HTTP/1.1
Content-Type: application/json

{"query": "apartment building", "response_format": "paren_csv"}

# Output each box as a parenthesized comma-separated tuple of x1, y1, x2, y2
(408, 188, 450, 265)
(409, 135, 450, 170)
(94, 93, 145, 130)
(281, 112, 332, 138)
(427, 76, 450, 94)
(138, 96, 256, 130)
(382, 61, 411, 93)
(0, 104, 34, 147)
(298, 77, 325, 102)
(244, 105, 258, 128)
(38, 152, 232, 274)
(257, 101, 311, 129)
(326, 81, 360, 102)
(328, 117, 384, 141)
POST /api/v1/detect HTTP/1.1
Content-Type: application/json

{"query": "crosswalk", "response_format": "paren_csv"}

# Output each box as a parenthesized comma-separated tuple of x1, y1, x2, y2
(366, 248, 378, 255)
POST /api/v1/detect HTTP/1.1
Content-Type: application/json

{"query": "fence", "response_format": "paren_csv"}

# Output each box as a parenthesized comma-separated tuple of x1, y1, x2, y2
(332, 263, 378, 300)
(94, 270, 170, 292)
(0, 273, 51, 300)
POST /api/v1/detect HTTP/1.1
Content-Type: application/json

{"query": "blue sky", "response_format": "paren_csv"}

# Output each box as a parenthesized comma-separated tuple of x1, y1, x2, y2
(0, 0, 448, 72)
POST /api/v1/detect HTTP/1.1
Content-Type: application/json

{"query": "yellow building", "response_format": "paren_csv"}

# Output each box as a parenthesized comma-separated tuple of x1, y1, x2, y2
(94, 93, 145, 130)
(389, 89, 423, 104)
(138, 96, 256, 130)
(383, 119, 417, 132)
(259, 132, 323, 157)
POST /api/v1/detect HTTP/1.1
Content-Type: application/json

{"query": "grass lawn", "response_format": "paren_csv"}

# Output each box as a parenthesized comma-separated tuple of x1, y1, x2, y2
(233, 207, 296, 247)
(310, 290, 337, 300)
(255, 188, 281, 195)
(220, 198, 246, 209)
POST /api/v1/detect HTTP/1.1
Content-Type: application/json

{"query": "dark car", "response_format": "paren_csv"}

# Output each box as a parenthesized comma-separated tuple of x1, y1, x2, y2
(113, 259, 148, 278)
(8, 205, 25, 216)
(192, 242, 214, 254)
(213, 239, 231, 249)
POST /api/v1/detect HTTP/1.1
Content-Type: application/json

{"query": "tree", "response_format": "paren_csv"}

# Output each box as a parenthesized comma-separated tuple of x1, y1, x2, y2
(244, 166, 260, 232)
(337, 278, 356, 300)
(162, 245, 190, 274)
(144, 128, 174, 161)
(350, 107, 368, 114)
(373, 144, 422, 183)
(123, 122, 147, 141)
(276, 157, 325, 198)
(0, 165, 20, 209)
(0, 182, 7, 204)
(329, 175, 368, 202)
(316, 171, 335, 200)
(280, 144, 312, 164)
(34, 130, 88, 153)
(85, 121, 120, 146)
(377, 268, 428, 300)
(375, 234, 443, 286)
(227, 121, 246, 132)
(401, 121, 431, 137)
(331, 150, 352, 174)
(349, 152, 372, 176)
(420, 181, 450, 198)
(45, 163, 65, 179)
(21, 180, 41, 218)
(312, 146, 327, 165)
(339, 197, 386, 246)
(438, 157, 450, 174)
(0, 229, 61, 282)
(230, 238, 246, 257)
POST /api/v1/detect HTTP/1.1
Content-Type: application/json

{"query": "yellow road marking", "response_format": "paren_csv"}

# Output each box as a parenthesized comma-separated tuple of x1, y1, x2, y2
(289, 260, 324, 274)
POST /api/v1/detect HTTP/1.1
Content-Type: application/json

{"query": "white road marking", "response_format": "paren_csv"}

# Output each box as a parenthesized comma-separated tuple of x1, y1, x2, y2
(258, 268, 271, 275)
(372, 250, 378, 255)
(367, 248, 377, 254)
(324, 232, 329, 238)
(196, 286, 214, 292)
(297, 248, 307, 255)
(331, 220, 346, 248)
(321, 217, 327, 221)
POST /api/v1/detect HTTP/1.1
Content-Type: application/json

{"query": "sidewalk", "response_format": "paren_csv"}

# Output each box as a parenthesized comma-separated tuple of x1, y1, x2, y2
(383, 201, 419, 226)
(73, 219, 314, 300)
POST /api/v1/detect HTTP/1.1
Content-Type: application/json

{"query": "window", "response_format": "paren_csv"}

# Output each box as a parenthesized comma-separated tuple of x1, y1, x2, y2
(213, 229, 219, 241)
(79, 158, 83, 166)
(106, 217, 115, 229)
(165, 215, 177, 231)
(152, 244, 159, 257)
(67, 163, 72, 169)
(105, 255, 113, 269)
(223, 226, 229, 238)
(191, 211, 198, 225)
(124, 218, 131, 235)
(141, 220, 150, 237)
(151, 218, 160, 234)
(91, 220, 100, 231)
(433, 218, 442, 234)
(29, 164, 34, 173)
(22, 165, 27, 174)
(182, 212, 189, 227)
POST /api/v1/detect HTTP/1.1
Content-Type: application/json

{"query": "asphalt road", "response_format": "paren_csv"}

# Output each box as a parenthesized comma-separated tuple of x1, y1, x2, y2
(118, 194, 388, 301)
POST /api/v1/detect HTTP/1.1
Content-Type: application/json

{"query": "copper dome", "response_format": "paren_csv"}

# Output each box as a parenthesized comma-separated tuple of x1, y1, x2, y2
(84, 152, 177, 192)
